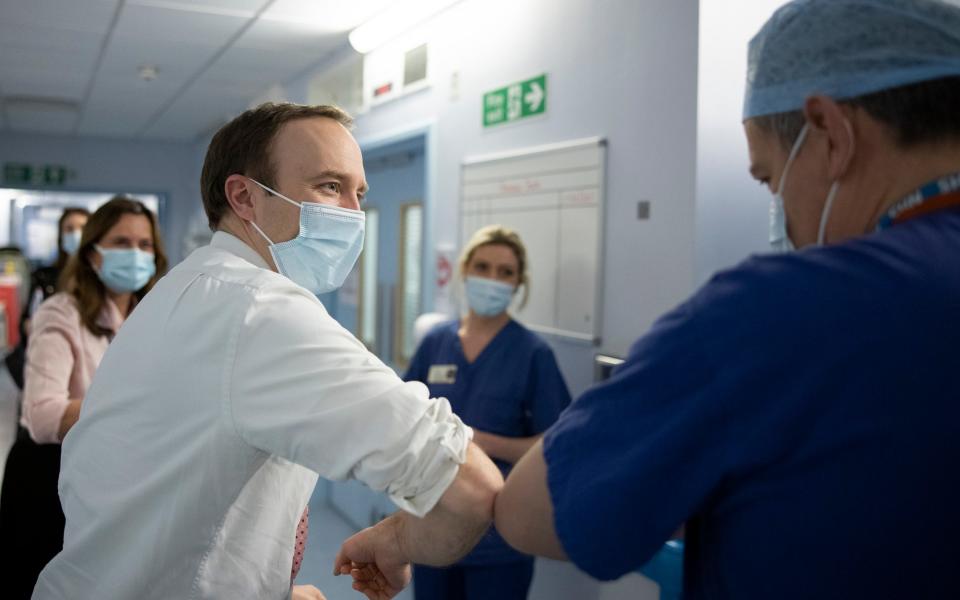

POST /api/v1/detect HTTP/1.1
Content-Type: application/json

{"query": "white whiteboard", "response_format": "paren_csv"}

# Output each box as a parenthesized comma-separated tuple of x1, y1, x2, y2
(460, 137, 605, 343)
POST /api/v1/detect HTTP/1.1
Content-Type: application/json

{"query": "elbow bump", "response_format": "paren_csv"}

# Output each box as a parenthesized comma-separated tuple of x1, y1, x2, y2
(493, 492, 526, 553)
(468, 470, 500, 522)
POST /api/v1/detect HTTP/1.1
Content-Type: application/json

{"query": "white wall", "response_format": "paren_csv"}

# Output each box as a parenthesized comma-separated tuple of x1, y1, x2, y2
(695, 0, 789, 283)
(0, 132, 200, 265)
(272, 0, 701, 597)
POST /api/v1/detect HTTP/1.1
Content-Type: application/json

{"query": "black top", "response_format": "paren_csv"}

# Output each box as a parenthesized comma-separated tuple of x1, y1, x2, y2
(4, 266, 61, 390)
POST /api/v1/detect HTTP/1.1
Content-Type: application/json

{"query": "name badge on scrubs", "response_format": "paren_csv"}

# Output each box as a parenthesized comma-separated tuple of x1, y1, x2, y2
(427, 364, 458, 384)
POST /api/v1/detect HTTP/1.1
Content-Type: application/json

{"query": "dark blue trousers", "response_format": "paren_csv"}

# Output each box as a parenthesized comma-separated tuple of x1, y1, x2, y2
(414, 560, 535, 600)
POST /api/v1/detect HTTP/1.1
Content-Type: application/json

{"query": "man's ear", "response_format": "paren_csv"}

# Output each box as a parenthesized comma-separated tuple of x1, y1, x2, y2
(803, 95, 856, 181)
(224, 174, 256, 222)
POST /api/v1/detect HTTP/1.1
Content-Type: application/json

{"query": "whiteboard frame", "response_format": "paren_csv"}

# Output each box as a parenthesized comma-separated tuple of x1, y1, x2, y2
(460, 136, 607, 345)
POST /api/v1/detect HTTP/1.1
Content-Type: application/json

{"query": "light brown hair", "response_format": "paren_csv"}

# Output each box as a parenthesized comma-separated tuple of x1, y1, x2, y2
(60, 197, 167, 337)
(458, 224, 530, 308)
(200, 102, 354, 230)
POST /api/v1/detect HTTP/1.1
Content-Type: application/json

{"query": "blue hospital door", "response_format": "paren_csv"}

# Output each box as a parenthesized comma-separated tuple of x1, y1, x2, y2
(326, 135, 426, 373)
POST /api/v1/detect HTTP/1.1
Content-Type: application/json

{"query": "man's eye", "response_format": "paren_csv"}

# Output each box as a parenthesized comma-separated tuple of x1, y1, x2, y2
(321, 182, 340, 193)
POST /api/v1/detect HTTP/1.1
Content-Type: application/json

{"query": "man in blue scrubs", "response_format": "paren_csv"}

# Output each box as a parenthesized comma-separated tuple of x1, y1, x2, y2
(495, 1, 960, 598)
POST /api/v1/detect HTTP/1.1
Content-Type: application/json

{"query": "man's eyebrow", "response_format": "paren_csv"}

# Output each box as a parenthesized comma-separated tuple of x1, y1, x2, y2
(308, 170, 349, 182)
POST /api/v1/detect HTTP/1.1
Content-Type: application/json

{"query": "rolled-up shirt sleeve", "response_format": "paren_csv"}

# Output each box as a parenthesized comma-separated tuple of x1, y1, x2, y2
(22, 300, 77, 444)
(228, 285, 471, 517)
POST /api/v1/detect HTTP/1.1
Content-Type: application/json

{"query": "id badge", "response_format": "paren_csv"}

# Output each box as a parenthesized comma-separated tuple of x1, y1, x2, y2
(427, 364, 458, 384)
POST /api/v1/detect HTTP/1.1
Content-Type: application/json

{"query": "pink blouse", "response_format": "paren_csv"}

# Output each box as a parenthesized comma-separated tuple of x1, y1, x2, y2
(21, 292, 124, 444)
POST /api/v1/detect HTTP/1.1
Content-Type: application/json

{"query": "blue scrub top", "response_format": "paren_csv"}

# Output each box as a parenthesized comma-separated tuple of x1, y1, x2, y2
(406, 319, 572, 564)
(544, 207, 960, 599)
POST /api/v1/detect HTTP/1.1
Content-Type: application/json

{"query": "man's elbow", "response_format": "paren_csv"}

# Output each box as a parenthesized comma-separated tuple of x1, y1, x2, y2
(446, 442, 503, 523)
(493, 458, 567, 560)
(494, 486, 527, 552)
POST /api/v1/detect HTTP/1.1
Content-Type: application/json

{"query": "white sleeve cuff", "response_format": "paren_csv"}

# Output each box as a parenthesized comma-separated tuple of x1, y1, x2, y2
(381, 398, 473, 518)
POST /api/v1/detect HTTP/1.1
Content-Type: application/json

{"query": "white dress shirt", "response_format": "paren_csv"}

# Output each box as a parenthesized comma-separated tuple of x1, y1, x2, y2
(34, 232, 471, 600)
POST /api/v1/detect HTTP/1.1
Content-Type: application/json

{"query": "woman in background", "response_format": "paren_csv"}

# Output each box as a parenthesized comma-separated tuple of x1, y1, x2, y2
(0, 197, 166, 599)
(27, 207, 91, 324)
(4, 207, 89, 390)
(405, 225, 572, 600)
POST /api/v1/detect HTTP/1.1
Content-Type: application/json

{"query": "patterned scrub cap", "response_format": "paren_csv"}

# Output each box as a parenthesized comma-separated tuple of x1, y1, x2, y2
(743, 0, 960, 119)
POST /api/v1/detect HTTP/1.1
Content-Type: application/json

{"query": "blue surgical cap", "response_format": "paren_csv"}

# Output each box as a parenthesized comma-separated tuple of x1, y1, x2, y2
(743, 0, 960, 120)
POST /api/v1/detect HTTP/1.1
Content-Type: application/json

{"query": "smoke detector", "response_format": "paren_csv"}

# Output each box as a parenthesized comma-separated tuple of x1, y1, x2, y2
(138, 65, 159, 81)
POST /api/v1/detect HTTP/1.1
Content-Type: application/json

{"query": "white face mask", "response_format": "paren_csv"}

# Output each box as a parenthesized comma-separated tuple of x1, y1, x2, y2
(769, 123, 841, 251)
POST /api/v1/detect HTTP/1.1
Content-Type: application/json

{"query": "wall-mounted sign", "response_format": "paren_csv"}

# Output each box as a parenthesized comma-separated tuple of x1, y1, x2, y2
(2, 162, 73, 186)
(483, 73, 547, 128)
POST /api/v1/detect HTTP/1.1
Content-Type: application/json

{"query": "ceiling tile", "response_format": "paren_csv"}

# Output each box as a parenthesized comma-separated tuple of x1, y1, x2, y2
(0, 0, 117, 34)
(127, 0, 264, 18)
(0, 24, 103, 58)
(0, 69, 88, 100)
(96, 37, 217, 86)
(0, 0, 373, 141)
(4, 98, 79, 135)
(113, 2, 250, 47)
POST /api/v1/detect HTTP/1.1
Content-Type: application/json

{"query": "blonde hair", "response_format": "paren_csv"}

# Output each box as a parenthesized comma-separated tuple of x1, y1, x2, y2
(458, 225, 530, 309)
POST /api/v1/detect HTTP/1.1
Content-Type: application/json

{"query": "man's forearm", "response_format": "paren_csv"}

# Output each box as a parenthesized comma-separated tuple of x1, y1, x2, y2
(396, 442, 501, 565)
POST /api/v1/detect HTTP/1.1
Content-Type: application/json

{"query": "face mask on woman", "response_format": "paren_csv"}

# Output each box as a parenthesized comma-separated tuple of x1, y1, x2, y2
(62, 230, 82, 256)
(94, 246, 156, 293)
(465, 276, 515, 316)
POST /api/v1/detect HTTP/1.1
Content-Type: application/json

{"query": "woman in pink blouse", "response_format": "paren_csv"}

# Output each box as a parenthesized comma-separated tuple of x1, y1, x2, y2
(0, 197, 167, 599)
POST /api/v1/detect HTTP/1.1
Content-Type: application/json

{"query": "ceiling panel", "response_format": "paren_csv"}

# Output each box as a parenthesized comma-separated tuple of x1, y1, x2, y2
(97, 37, 219, 86)
(141, 86, 253, 140)
(76, 108, 155, 138)
(0, 68, 88, 100)
(0, 0, 117, 34)
(0, 0, 373, 140)
(0, 43, 100, 77)
(0, 23, 105, 54)
(112, 3, 250, 47)
(128, 0, 265, 17)
(4, 99, 79, 135)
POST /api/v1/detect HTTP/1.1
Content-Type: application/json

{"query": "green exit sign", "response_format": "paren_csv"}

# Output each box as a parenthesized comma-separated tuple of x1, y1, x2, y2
(483, 74, 547, 128)
(2, 162, 71, 186)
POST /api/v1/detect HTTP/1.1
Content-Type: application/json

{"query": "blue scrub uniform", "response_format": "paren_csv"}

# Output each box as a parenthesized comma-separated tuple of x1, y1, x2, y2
(544, 205, 960, 599)
(405, 319, 572, 600)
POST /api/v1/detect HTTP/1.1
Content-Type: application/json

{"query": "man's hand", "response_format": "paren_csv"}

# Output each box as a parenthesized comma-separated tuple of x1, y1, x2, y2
(292, 584, 327, 600)
(333, 515, 411, 600)
(342, 562, 409, 600)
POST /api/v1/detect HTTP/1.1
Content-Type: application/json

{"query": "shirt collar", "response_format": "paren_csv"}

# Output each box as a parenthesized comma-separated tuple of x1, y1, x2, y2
(97, 296, 127, 334)
(210, 231, 271, 270)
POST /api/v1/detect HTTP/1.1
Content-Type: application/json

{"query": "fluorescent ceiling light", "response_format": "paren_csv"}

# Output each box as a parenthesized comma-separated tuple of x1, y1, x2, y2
(349, 0, 462, 53)
(261, 0, 394, 33)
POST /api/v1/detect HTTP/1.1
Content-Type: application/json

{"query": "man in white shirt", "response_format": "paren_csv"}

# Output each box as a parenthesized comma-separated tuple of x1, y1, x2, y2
(34, 103, 502, 600)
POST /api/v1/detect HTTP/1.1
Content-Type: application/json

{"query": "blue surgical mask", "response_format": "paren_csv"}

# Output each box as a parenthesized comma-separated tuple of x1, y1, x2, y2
(94, 246, 156, 293)
(62, 230, 81, 256)
(770, 123, 843, 250)
(247, 179, 365, 296)
(770, 124, 808, 252)
(465, 276, 515, 317)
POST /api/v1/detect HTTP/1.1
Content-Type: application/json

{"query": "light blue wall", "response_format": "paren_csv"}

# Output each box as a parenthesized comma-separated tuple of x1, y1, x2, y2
(0, 131, 200, 265)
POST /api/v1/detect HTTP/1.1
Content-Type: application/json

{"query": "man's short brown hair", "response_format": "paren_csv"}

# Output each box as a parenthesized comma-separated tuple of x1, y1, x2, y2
(200, 102, 353, 230)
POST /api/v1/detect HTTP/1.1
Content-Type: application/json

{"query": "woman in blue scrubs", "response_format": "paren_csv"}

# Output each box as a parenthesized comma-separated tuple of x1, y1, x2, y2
(405, 225, 571, 600)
